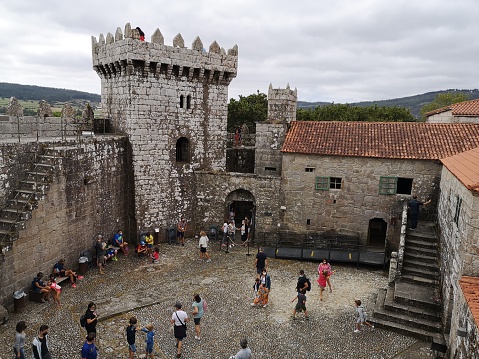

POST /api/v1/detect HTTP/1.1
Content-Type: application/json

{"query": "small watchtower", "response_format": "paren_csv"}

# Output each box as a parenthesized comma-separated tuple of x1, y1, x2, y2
(254, 84, 297, 176)
(92, 23, 238, 235)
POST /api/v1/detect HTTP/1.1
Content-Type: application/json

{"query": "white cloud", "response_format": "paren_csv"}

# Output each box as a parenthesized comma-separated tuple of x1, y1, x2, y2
(0, 0, 478, 102)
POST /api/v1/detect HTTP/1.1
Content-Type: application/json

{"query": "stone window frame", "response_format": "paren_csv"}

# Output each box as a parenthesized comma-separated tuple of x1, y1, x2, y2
(305, 167, 315, 172)
(315, 176, 342, 191)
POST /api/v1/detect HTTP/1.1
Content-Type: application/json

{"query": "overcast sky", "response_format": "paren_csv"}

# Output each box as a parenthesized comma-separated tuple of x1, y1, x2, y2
(1, 0, 478, 103)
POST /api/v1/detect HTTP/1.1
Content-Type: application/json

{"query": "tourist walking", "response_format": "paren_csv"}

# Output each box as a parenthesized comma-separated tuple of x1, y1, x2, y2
(198, 231, 211, 262)
(140, 324, 155, 359)
(81, 332, 98, 359)
(296, 270, 310, 294)
(354, 299, 374, 332)
(318, 259, 334, 292)
(126, 317, 139, 359)
(254, 247, 268, 277)
(252, 277, 261, 301)
(229, 338, 251, 359)
(407, 195, 431, 230)
(31, 324, 50, 359)
(291, 288, 309, 320)
(317, 270, 331, 301)
(251, 269, 271, 307)
(84, 302, 99, 335)
(191, 293, 205, 340)
(13, 321, 26, 359)
(171, 302, 189, 358)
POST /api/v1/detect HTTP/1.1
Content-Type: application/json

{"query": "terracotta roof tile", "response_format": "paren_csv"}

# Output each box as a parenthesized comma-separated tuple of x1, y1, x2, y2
(459, 276, 479, 327)
(282, 122, 479, 160)
(426, 98, 479, 116)
(441, 147, 479, 193)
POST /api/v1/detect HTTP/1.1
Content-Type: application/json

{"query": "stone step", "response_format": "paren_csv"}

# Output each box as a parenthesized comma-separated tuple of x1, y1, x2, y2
(394, 281, 441, 311)
(373, 288, 442, 334)
(370, 316, 445, 343)
(406, 230, 438, 241)
(403, 258, 438, 270)
(405, 244, 437, 257)
(405, 238, 437, 250)
(404, 252, 437, 265)
(402, 265, 440, 280)
(382, 287, 441, 321)
(399, 274, 438, 287)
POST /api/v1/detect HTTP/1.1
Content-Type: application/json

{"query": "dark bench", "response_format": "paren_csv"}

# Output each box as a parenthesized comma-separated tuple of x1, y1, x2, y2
(29, 276, 69, 303)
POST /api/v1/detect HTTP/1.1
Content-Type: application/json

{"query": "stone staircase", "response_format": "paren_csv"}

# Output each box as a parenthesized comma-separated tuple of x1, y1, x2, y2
(371, 222, 445, 344)
(0, 149, 62, 246)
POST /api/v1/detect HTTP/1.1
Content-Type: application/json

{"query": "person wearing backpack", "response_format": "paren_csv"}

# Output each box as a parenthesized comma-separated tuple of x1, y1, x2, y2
(191, 293, 205, 340)
(296, 270, 310, 295)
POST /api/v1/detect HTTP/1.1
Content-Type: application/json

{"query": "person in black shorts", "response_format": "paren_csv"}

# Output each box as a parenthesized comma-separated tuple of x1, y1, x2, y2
(254, 247, 268, 277)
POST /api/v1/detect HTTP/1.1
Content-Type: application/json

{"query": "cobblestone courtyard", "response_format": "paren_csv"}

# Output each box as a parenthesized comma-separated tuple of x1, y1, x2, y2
(0, 238, 436, 358)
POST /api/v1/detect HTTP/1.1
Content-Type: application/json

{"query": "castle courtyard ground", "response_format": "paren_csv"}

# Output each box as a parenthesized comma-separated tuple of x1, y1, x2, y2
(0, 238, 436, 358)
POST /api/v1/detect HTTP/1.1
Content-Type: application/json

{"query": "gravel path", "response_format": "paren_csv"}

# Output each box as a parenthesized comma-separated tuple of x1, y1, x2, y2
(0, 238, 436, 358)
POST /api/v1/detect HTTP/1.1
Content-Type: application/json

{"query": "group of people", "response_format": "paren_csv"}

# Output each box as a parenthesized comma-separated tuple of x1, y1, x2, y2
(31, 259, 84, 307)
(221, 213, 252, 249)
(95, 230, 130, 274)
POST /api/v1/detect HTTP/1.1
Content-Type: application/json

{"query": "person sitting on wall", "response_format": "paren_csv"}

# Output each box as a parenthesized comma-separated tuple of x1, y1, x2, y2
(113, 230, 129, 257)
(53, 259, 83, 288)
(136, 241, 148, 256)
(31, 272, 51, 302)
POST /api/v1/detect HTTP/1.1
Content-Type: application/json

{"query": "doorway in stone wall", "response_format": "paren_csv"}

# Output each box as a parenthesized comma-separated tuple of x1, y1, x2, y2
(225, 189, 256, 239)
(368, 218, 387, 247)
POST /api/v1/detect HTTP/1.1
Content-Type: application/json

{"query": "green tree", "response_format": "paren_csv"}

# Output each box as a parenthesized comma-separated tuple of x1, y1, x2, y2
(420, 92, 471, 120)
(296, 104, 415, 122)
(227, 91, 268, 133)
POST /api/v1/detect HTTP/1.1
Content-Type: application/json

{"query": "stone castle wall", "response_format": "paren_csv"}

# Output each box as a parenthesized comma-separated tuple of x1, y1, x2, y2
(0, 137, 132, 308)
(281, 154, 441, 243)
(92, 24, 238, 235)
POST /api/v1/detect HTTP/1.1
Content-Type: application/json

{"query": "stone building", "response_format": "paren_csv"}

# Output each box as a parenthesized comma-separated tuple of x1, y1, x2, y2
(426, 98, 479, 124)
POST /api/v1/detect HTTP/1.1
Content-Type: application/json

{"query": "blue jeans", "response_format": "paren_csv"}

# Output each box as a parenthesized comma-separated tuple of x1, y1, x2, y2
(14, 348, 25, 359)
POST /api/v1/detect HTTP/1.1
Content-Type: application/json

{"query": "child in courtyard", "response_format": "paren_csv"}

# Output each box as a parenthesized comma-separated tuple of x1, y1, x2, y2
(317, 270, 331, 301)
(252, 277, 261, 301)
(151, 246, 160, 263)
(48, 274, 61, 307)
(140, 323, 155, 358)
(354, 299, 374, 332)
(126, 317, 140, 359)
(291, 288, 309, 320)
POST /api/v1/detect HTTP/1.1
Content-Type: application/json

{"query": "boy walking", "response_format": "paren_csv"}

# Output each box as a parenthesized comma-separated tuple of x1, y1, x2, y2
(126, 317, 139, 359)
(354, 299, 374, 332)
(291, 288, 309, 320)
(140, 324, 155, 359)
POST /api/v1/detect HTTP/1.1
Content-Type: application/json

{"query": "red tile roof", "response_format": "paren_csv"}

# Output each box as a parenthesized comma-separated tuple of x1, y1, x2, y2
(426, 98, 479, 117)
(441, 147, 479, 193)
(281, 121, 479, 160)
(459, 276, 479, 327)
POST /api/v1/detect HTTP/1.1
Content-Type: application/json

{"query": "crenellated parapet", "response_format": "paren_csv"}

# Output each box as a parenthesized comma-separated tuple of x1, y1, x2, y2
(6, 97, 23, 116)
(37, 100, 52, 118)
(92, 23, 238, 85)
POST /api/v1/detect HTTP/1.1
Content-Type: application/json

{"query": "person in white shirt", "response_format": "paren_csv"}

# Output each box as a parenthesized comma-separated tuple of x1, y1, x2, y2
(198, 231, 211, 262)
(171, 302, 189, 358)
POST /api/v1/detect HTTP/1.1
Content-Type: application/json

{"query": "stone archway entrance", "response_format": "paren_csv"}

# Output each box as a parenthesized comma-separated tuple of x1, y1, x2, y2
(368, 218, 387, 247)
(225, 189, 255, 237)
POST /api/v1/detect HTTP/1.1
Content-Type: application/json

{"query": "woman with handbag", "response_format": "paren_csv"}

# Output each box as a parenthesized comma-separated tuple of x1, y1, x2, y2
(170, 302, 189, 358)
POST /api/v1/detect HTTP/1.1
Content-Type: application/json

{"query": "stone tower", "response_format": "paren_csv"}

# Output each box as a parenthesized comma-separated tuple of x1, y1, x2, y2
(92, 23, 238, 235)
(254, 84, 297, 176)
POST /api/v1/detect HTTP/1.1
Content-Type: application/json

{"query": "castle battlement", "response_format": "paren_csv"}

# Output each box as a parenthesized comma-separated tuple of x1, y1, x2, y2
(267, 84, 297, 124)
(92, 23, 238, 85)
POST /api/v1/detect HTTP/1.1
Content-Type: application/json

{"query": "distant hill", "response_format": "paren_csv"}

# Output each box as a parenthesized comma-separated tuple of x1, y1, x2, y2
(0, 82, 100, 103)
(298, 89, 479, 119)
